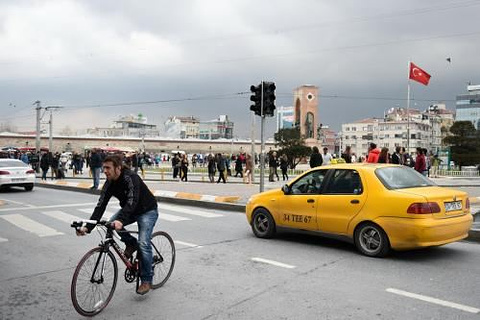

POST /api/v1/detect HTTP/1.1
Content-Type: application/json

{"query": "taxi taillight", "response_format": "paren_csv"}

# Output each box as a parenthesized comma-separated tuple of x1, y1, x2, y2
(0, 170, 10, 175)
(407, 202, 441, 214)
(466, 198, 470, 210)
(26, 169, 35, 174)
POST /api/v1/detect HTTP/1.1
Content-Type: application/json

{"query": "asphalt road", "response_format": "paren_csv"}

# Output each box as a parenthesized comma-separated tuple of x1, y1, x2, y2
(1, 188, 480, 319)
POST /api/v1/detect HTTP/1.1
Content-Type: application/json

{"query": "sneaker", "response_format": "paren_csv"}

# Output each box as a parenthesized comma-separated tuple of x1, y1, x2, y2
(137, 282, 152, 295)
(124, 244, 138, 260)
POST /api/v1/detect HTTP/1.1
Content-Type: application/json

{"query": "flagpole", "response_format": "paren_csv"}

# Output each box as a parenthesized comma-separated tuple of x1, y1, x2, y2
(407, 61, 411, 154)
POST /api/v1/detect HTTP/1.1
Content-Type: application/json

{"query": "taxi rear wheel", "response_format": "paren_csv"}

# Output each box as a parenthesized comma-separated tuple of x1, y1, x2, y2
(354, 223, 390, 258)
(252, 209, 276, 238)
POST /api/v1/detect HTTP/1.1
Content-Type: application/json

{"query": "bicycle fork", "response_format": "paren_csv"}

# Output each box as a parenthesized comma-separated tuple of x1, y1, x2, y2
(90, 245, 111, 284)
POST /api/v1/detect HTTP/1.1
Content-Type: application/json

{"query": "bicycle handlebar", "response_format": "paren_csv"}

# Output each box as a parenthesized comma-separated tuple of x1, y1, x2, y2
(70, 219, 109, 230)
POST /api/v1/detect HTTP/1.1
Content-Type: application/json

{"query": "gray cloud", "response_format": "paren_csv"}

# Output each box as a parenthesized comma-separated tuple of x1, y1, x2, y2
(0, 0, 479, 139)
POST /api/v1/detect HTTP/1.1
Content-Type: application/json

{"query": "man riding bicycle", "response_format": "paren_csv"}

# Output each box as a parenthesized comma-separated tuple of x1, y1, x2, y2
(77, 154, 158, 295)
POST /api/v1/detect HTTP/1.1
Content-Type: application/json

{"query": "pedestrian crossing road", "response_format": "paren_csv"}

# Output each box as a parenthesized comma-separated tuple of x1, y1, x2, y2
(0, 202, 225, 243)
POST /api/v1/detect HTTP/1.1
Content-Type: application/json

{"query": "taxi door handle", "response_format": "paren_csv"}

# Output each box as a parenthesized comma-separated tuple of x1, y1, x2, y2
(307, 199, 315, 203)
(350, 199, 360, 204)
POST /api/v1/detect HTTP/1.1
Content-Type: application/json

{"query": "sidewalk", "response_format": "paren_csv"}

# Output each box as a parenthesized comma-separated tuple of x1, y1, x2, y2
(35, 168, 480, 242)
(36, 168, 480, 204)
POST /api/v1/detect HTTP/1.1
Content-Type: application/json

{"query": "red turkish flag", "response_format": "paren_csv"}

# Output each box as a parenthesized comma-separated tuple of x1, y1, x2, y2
(409, 62, 431, 86)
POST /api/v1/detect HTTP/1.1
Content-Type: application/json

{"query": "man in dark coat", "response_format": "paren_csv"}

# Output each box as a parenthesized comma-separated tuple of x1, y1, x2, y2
(310, 146, 323, 168)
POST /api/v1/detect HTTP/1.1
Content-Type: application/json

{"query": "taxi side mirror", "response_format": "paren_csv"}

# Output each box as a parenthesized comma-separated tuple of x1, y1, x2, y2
(282, 184, 291, 195)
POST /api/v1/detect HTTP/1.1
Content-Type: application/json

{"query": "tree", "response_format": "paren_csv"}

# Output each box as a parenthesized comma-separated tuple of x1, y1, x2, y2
(442, 121, 480, 169)
(274, 128, 312, 169)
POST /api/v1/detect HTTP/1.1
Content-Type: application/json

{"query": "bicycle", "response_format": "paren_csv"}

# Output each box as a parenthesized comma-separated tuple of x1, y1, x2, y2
(70, 219, 176, 317)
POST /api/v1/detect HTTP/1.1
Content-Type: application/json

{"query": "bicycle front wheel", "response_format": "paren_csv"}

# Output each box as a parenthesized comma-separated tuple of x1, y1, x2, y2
(151, 231, 176, 289)
(71, 247, 118, 317)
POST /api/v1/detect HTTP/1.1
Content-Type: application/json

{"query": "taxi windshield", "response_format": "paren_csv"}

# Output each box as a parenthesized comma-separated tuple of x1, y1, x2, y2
(375, 166, 436, 190)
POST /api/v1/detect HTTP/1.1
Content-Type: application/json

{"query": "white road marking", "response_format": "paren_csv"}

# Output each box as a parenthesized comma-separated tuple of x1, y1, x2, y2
(77, 207, 190, 222)
(386, 288, 480, 314)
(0, 199, 35, 207)
(77, 209, 190, 222)
(251, 257, 296, 269)
(157, 203, 223, 218)
(0, 202, 97, 212)
(77, 208, 115, 220)
(77, 207, 189, 222)
(40, 211, 83, 223)
(0, 236, 8, 242)
(160, 213, 191, 222)
(0, 214, 64, 237)
(175, 240, 203, 248)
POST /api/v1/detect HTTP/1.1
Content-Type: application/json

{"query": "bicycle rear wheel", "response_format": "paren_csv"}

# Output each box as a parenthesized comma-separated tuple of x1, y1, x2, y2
(71, 247, 118, 316)
(151, 231, 175, 289)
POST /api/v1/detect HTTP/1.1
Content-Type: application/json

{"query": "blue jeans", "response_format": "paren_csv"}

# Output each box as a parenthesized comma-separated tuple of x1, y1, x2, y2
(109, 209, 158, 283)
(91, 167, 101, 188)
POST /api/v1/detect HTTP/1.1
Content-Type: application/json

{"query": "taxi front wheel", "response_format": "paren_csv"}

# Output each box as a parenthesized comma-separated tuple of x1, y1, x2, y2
(354, 223, 390, 258)
(252, 209, 276, 239)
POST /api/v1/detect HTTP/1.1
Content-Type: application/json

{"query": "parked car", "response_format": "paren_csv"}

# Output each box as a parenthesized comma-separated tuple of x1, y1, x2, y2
(0, 159, 36, 191)
(246, 163, 473, 257)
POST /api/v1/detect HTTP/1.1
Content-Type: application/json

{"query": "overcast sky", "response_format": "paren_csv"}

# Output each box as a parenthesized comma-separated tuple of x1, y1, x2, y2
(0, 0, 479, 138)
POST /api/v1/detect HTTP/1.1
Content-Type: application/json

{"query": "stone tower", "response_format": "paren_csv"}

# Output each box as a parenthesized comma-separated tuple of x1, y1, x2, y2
(293, 85, 319, 146)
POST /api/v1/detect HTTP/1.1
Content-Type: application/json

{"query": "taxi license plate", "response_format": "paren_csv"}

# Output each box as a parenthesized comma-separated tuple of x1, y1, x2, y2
(12, 178, 26, 182)
(444, 201, 462, 212)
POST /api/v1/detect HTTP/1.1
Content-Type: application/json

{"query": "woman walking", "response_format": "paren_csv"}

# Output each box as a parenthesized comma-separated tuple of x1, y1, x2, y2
(280, 154, 289, 181)
(207, 154, 216, 183)
(244, 153, 254, 184)
(180, 153, 189, 181)
(40, 152, 50, 181)
(216, 153, 226, 183)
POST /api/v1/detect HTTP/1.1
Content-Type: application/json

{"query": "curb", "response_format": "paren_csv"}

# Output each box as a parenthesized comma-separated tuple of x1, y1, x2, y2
(468, 229, 480, 242)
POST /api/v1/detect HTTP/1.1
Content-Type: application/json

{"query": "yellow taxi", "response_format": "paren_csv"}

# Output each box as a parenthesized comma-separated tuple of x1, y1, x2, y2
(246, 163, 473, 257)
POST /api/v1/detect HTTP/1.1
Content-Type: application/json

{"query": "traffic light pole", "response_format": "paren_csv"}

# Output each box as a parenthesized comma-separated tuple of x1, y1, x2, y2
(249, 80, 275, 193)
(259, 81, 265, 193)
(250, 112, 255, 184)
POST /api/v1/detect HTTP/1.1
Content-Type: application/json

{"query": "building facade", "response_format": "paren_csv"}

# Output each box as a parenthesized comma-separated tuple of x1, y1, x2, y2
(293, 85, 319, 146)
(456, 84, 480, 129)
(86, 114, 159, 137)
(198, 115, 234, 140)
(164, 116, 200, 139)
(276, 106, 294, 131)
(341, 106, 454, 158)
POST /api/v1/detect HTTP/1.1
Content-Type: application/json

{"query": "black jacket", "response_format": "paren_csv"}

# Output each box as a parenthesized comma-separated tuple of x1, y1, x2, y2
(309, 153, 323, 168)
(89, 169, 157, 227)
(391, 152, 401, 164)
(90, 152, 102, 168)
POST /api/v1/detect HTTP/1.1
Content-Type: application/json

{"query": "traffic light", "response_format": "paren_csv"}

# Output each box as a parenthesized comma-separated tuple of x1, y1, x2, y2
(250, 84, 262, 116)
(262, 81, 276, 117)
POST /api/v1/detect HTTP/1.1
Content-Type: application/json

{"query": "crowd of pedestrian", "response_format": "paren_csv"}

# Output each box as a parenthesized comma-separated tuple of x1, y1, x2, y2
(360, 142, 441, 177)
(2, 142, 451, 190)
(170, 152, 256, 184)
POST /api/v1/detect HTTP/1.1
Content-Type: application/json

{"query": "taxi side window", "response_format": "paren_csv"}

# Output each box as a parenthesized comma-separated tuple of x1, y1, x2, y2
(324, 169, 363, 195)
(291, 170, 327, 194)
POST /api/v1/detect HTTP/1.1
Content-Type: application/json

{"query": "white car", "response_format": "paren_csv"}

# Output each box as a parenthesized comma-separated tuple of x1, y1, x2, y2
(0, 159, 36, 191)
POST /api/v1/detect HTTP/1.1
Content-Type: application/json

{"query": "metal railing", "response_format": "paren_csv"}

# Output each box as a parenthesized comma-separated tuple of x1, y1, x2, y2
(437, 169, 479, 177)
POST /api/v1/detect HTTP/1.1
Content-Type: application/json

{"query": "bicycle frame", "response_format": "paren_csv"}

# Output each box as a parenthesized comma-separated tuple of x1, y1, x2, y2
(97, 226, 138, 270)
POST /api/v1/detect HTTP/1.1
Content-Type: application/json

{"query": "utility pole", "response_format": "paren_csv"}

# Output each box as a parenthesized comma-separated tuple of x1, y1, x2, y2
(34, 101, 42, 153)
(45, 106, 63, 152)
